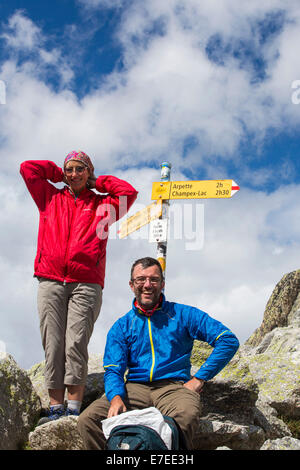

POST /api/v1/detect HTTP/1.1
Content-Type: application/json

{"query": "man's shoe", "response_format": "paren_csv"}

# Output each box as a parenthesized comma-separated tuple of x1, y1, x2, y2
(37, 406, 65, 426)
(65, 407, 80, 417)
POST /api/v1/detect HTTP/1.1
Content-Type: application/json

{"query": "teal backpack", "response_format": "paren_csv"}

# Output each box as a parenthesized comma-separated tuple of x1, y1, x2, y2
(106, 415, 182, 450)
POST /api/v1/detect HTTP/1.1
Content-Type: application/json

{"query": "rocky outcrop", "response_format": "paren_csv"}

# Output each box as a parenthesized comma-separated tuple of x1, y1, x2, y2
(191, 268, 300, 448)
(228, 270, 300, 422)
(1, 270, 300, 450)
(246, 269, 300, 346)
(0, 352, 41, 450)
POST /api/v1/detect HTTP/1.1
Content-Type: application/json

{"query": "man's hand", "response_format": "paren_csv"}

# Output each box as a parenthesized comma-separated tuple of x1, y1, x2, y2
(183, 377, 205, 394)
(107, 395, 127, 418)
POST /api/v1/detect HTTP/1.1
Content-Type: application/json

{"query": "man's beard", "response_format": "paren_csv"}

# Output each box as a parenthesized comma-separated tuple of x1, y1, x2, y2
(135, 289, 160, 310)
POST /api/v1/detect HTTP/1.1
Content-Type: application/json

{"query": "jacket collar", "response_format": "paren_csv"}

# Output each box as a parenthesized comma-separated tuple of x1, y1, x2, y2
(63, 185, 93, 200)
(132, 293, 166, 317)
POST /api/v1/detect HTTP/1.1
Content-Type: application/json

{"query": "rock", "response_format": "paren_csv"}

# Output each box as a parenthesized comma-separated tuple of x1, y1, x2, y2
(196, 419, 265, 450)
(206, 357, 259, 424)
(26, 360, 48, 409)
(190, 360, 266, 450)
(260, 436, 300, 450)
(241, 328, 300, 418)
(86, 353, 104, 374)
(0, 352, 41, 450)
(246, 269, 300, 347)
(191, 341, 212, 367)
(202, 371, 258, 426)
(28, 416, 84, 450)
(253, 397, 292, 440)
(83, 354, 105, 410)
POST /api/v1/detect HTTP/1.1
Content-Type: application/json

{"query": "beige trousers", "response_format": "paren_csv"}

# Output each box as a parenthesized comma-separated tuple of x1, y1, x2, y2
(77, 380, 202, 450)
(37, 278, 102, 389)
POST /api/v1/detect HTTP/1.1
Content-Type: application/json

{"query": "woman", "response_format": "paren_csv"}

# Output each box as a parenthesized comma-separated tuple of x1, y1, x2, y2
(20, 150, 138, 423)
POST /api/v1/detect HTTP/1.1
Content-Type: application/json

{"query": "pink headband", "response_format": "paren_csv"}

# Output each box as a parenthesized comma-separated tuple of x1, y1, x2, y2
(64, 150, 94, 173)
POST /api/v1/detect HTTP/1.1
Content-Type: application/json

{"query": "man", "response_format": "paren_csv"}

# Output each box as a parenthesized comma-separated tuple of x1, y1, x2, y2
(77, 257, 239, 449)
(20, 151, 137, 423)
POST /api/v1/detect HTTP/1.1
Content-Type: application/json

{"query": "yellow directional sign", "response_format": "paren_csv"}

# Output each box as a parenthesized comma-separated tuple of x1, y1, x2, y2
(151, 179, 240, 200)
(119, 200, 162, 239)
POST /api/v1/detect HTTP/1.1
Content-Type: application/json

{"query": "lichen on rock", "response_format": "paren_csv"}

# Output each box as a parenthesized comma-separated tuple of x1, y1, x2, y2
(246, 269, 300, 347)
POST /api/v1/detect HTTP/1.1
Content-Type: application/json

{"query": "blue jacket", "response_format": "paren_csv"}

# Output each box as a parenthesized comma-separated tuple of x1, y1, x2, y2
(103, 295, 239, 402)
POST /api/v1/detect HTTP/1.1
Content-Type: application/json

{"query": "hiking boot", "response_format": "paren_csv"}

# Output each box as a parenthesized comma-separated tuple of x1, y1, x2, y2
(65, 407, 80, 417)
(37, 406, 65, 426)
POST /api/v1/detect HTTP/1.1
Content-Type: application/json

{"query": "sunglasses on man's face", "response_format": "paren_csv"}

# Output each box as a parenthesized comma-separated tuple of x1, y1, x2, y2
(65, 166, 87, 175)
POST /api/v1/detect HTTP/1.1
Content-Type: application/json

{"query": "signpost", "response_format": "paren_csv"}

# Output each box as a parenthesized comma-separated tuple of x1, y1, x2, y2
(119, 199, 162, 239)
(148, 219, 168, 244)
(119, 162, 240, 284)
(151, 179, 240, 200)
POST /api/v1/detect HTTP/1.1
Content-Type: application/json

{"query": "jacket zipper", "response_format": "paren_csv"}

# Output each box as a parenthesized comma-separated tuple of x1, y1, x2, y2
(63, 197, 77, 283)
(147, 317, 155, 382)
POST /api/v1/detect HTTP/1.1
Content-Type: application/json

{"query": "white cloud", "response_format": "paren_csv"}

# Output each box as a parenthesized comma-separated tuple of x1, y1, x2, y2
(1, 10, 42, 51)
(77, 0, 125, 9)
(1, 11, 74, 89)
(113, 0, 300, 138)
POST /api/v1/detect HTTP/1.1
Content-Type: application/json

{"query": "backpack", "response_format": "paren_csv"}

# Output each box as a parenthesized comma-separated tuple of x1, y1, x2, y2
(106, 415, 180, 450)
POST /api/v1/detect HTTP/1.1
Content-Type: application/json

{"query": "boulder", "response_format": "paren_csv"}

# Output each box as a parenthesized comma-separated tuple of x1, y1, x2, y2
(260, 436, 300, 450)
(28, 416, 84, 450)
(0, 352, 41, 450)
(196, 419, 265, 450)
(191, 357, 265, 450)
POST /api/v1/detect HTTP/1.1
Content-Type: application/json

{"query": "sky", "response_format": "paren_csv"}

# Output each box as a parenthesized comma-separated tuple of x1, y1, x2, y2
(1, 0, 300, 370)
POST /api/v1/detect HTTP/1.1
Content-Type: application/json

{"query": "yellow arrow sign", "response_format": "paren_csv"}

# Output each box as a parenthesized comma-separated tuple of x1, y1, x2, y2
(119, 200, 162, 239)
(151, 179, 240, 200)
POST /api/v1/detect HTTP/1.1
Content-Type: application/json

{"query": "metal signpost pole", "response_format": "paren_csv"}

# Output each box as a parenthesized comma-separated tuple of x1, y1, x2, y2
(156, 162, 172, 284)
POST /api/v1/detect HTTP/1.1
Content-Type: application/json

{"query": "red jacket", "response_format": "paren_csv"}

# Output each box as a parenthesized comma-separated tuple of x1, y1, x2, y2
(20, 160, 138, 287)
